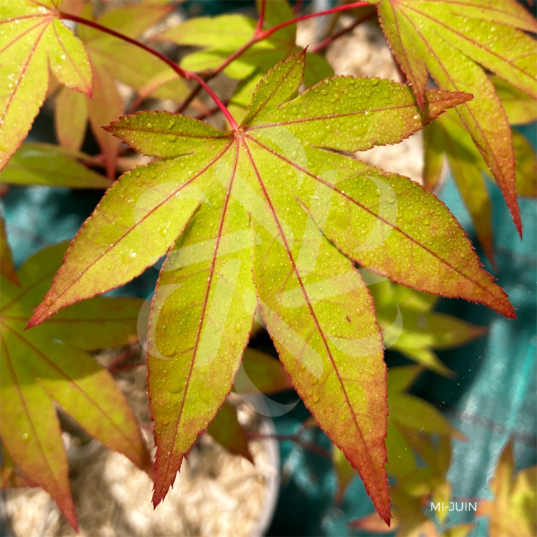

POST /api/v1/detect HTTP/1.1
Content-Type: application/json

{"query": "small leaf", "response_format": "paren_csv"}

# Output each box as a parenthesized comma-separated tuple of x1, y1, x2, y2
(234, 348, 292, 395)
(2, 143, 110, 188)
(207, 402, 253, 462)
(87, 69, 123, 179)
(513, 130, 537, 198)
(491, 75, 537, 126)
(0, 0, 92, 170)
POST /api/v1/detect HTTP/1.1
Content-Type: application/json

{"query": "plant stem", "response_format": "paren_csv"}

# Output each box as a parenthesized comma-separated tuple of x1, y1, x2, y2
(255, 0, 267, 34)
(311, 9, 376, 53)
(59, 11, 239, 130)
(175, 0, 372, 113)
(293, 0, 305, 16)
(246, 432, 332, 459)
(257, 1, 370, 41)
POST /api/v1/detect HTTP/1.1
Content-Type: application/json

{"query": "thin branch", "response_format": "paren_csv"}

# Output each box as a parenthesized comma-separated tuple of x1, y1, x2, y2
(293, 0, 305, 16)
(257, 1, 370, 42)
(59, 12, 239, 129)
(311, 10, 376, 53)
(255, 0, 267, 34)
(174, 0, 372, 114)
(246, 432, 332, 460)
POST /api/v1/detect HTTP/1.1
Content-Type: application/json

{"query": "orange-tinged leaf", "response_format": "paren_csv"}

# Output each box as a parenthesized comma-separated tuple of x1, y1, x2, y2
(30, 52, 513, 521)
(0, 334, 77, 529)
(0, 0, 92, 170)
(55, 86, 88, 152)
(87, 67, 123, 179)
(0, 212, 18, 285)
(373, 0, 537, 235)
(1, 243, 151, 528)
(1, 445, 36, 489)
(207, 402, 253, 462)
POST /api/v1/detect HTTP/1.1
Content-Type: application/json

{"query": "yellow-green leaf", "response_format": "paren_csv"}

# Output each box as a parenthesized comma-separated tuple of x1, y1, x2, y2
(373, 0, 537, 235)
(0, 243, 150, 530)
(2, 143, 110, 188)
(30, 52, 513, 522)
(0, 0, 92, 170)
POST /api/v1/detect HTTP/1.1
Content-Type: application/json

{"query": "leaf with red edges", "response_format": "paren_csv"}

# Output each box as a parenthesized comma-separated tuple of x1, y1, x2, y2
(29, 52, 514, 522)
(1, 242, 150, 529)
(423, 104, 537, 266)
(371, 0, 537, 236)
(0, 0, 92, 170)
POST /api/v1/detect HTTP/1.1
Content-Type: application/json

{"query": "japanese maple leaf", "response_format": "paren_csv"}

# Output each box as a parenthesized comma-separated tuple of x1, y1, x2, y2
(0, 0, 92, 170)
(55, 0, 188, 177)
(28, 52, 514, 522)
(0, 242, 150, 530)
(477, 440, 537, 537)
(368, 0, 537, 236)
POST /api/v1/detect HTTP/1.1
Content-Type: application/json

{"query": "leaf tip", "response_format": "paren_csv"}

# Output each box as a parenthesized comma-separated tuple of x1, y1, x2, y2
(26, 301, 53, 329)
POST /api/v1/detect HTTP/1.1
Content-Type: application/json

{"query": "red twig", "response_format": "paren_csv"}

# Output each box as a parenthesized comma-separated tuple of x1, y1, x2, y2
(59, 12, 239, 129)
(293, 0, 305, 16)
(256, 0, 267, 34)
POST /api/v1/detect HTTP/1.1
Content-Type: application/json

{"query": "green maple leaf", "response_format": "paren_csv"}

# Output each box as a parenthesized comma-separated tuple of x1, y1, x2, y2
(156, 0, 333, 84)
(491, 75, 537, 126)
(368, 0, 537, 236)
(2, 142, 111, 188)
(0, 0, 92, 170)
(54, 0, 188, 176)
(478, 440, 537, 537)
(207, 401, 253, 462)
(424, 107, 537, 264)
(365, 273, 487, 377)
(28, 52, 514, 522)
(0, 243, 151, 530)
